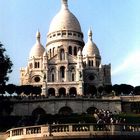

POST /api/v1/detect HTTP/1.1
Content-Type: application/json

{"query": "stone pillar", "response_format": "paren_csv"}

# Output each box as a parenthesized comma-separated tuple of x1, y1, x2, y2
(42, 81, 47, 96)
(56, 66, 59, 82)
(69, 125, 72, 132)
(66, 88, 69, 96)
(78, 82, 83, 96)
(56, 69, 59, 82)
(56, 89, 59, 96)
(23, 128, 26, 135)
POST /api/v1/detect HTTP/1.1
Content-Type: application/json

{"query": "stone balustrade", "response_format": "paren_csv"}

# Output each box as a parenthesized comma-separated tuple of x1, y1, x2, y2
(6, 123, 140, 140)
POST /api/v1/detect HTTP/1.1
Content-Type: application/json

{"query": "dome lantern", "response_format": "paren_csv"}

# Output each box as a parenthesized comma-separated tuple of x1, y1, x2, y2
(61, 0, 68, 10)
(36, 30, 41, 43)
(88, 28, 93, 41)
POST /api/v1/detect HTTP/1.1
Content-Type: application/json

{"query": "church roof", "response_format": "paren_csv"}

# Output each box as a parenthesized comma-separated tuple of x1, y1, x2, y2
(29, 31, 45, 59)
(48, 0, 82, 34)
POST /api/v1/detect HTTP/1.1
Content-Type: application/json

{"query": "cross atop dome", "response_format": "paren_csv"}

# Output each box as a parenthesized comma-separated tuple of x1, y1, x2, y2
(61, 0, 68, 10)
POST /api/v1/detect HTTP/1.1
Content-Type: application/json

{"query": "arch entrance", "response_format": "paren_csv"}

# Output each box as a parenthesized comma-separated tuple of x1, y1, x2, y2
(59, 106, 73, 115)
(32, 107, 46, 117)
(59, 88, 66, 96)
(48, 88, 55, 96)
(87, 107, 97, 114)
(69, 87, 77, 96)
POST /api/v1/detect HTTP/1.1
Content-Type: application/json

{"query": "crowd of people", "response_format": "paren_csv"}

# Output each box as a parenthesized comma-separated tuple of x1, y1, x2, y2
(93, 109, 125, 124)
(92, 109, 127, 131)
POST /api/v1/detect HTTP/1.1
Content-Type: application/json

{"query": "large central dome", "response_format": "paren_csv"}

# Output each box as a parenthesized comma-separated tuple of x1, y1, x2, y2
(48, 0, 82, 34)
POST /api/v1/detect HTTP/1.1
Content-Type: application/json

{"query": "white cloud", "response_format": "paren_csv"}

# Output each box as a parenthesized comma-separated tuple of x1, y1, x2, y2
(111, 49, 140, 86)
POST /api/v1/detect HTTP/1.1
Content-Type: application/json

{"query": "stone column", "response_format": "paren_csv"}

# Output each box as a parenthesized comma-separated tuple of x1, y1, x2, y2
(66, 87, 69, 96)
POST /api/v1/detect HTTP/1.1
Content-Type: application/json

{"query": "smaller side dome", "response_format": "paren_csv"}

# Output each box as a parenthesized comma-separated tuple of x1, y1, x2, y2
(82, 29, 100, 57)
(29, 31, 45, 59)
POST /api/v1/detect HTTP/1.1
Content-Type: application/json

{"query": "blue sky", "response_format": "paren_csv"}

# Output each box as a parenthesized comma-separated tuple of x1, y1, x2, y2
(0, 0, 140, 86)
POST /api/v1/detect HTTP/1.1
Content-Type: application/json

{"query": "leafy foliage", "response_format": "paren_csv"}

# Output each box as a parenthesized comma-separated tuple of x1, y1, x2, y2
(0, 43, 13, 85)
(133, 86, 140, 95)
(5, 84, 16, 95)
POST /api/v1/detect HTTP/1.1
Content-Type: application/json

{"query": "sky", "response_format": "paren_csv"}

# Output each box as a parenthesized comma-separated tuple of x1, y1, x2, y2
(0, 0, 140, 86)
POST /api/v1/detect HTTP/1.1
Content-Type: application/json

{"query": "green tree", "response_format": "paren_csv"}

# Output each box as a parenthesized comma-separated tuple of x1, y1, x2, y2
(112, 84, 121, 96)
(15, 85, 23, 96)
(5, 84, 16, 95)
(133, 86, 140, 95)
(0, 84, 5, 95)
(33, 86, 42, 96)
(22, 85, 33, 96)
(0, 42, 13, 85)
(104, 85, 112, 94)
(97, 86, 104, 96)
(120, 84, 134, 95)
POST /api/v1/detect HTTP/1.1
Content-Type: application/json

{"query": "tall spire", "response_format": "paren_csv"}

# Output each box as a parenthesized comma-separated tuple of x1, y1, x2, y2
(61, 0, 68, 10)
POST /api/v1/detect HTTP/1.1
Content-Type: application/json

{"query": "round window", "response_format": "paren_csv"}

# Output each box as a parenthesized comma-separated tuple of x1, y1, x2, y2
(34, 76, 40, 82)
(88, 75, 94, 81)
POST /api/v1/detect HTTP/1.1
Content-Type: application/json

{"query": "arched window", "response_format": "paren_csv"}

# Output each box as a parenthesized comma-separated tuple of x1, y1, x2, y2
(89, 60, 90, 66)
(68, 46, 72, 55)
(50, 68, 55, 82)
(96, 61, 100, 67)
(35, 62, 38, 68)
(50, 49, 52, 58)
(53, 47, 55, 56)
(60, 49, 65, 60)
(35, 62, 39, 68)
(72, 73, 75, 81)
(52, 74, 54, 82)
(37, 62, 40, 68)
(91, 60, 93, 66)
(60, 66, 65, 78)
(71, 67, 75, 81)
(74, 47, 77, 56)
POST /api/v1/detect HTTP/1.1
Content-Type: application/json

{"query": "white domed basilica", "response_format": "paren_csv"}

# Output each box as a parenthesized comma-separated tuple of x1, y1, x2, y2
(20, 0, 111, 97)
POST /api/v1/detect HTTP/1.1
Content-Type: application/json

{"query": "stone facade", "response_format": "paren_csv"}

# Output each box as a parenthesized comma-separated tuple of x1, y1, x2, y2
(11, 97, 121, 116)
(20, 0, 111, 97)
